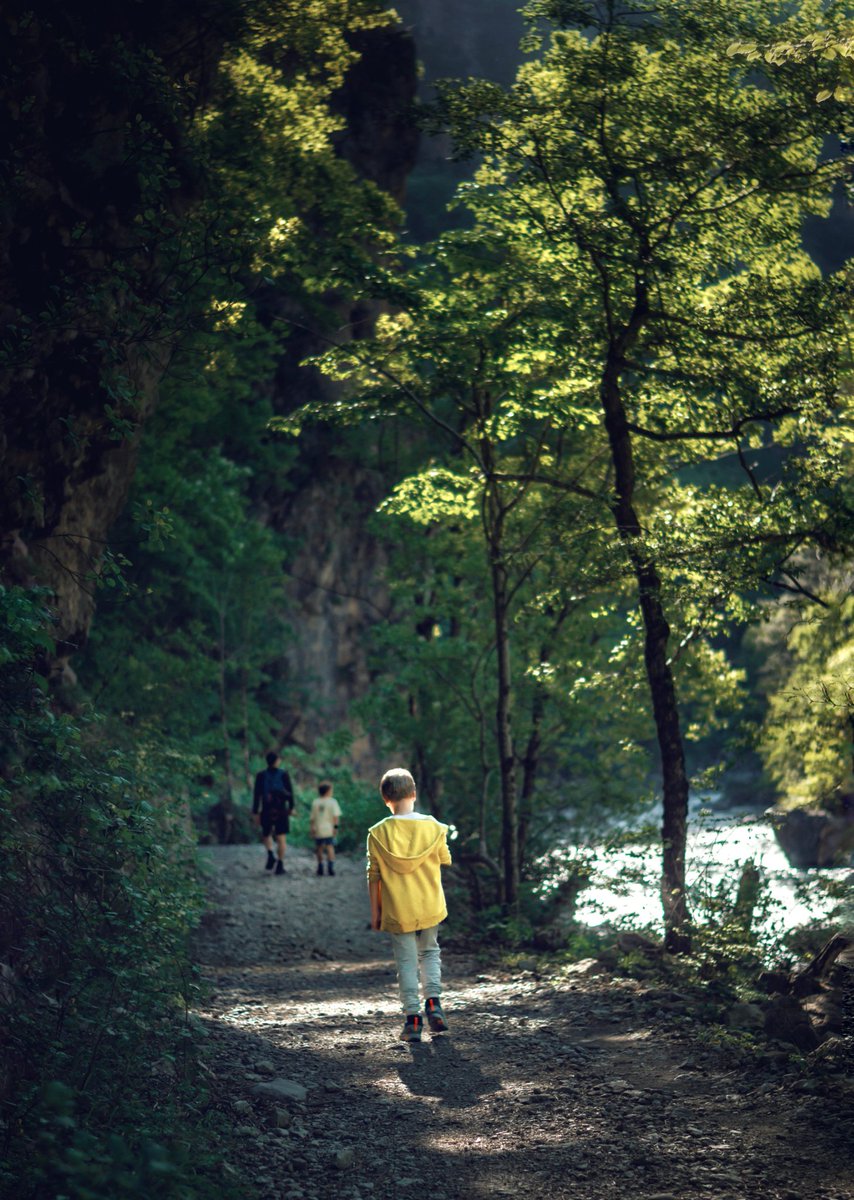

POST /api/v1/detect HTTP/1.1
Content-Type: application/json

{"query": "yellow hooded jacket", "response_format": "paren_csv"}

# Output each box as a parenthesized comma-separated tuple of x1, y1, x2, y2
(366, 815, 452, 934)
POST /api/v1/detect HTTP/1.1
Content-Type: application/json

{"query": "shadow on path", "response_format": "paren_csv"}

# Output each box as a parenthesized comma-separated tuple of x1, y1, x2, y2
(397, 1038, 500, 1109)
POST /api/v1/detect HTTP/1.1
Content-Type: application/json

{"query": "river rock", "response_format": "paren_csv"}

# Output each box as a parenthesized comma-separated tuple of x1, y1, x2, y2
(565, 957, 606, 977)
(756, 969, 791, 994)
(616, 931, 660, 956)
(801, 990, 845, 1038)
(727, 1001, 765, 1032)
(770, 804, 854, 868)
(252, 1078, 308, 1103)
(334, 1146, 355, 1169)
(763, 995, 819, 1051)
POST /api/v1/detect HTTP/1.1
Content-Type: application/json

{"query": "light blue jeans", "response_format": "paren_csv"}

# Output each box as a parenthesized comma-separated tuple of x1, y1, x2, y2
(389, 925, 442, 1015)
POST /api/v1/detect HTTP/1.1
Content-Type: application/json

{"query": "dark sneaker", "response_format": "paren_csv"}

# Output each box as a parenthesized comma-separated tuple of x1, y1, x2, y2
(275, 860, 285, 875)
(424, 997, 448, 1034)
(265, 851, 276, 871)
(327, 863, 335, 876)
(316, 863, 324, 876)
(400, 1015, 423, 1043)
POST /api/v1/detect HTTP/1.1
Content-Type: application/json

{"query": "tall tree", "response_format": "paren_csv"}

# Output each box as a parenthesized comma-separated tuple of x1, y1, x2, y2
(279, 231, 745, 908)
(431, 0, 849, 949)
(305, 0, 849, 946)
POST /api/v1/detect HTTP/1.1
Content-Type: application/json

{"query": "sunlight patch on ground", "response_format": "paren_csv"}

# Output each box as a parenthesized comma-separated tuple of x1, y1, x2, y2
(216, 996, 397, 1023)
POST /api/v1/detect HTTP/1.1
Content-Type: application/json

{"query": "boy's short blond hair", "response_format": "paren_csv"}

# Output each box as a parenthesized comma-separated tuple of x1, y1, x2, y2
(380, 767, 416, 803)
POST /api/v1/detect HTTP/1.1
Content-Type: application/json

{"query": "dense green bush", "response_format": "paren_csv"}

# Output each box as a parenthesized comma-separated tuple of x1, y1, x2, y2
(0, 587, 234, 1200)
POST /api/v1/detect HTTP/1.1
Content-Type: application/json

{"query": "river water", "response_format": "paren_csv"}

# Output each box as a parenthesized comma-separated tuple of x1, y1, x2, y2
(567, 799, 852, 943)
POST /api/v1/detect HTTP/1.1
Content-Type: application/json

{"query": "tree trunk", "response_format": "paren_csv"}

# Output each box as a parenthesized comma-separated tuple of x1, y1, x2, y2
(240, 671, 252, 795)
(217, 607, 235, 815)
(600, 339, 692, 952)
(518, 678, 545, 871)
(732, 859, 761, 932)
(488, 514, 519, 909)
(479, 766, 491, 856)
(477, 406, 521, 909)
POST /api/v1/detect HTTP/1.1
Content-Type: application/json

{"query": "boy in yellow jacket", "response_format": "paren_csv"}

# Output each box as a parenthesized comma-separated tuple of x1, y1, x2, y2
(367, 767, 452, 1043)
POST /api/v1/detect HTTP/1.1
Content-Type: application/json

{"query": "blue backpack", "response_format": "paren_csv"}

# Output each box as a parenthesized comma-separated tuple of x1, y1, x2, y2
(262, 768, 292, 816)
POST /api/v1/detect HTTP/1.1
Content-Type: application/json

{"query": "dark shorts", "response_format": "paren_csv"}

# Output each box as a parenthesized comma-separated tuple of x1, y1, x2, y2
(314, 837, 334, 847)
(261, 810, 290, 838)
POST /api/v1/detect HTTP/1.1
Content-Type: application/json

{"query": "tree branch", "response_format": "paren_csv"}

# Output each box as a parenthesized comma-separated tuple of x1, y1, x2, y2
(626, 407, 798, 442)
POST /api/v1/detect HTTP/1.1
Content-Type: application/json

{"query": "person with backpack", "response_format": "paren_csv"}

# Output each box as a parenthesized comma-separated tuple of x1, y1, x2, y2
(252, 751, 296, 875)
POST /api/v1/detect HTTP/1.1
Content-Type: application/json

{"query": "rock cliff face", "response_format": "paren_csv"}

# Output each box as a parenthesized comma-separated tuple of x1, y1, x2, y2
(262, 27, 418, 764)
(333, 25, 420, 203)
(271, 458, 391, 766)
(0, 8, 418, 716)
(0, 0, 227, 675)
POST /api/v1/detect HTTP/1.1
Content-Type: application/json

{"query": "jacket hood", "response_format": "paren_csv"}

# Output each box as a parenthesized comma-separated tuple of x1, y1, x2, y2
(368, 817, 448, 875)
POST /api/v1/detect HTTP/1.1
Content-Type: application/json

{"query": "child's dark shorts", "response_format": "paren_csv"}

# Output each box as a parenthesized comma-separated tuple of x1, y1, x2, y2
(261, 809, 290, 838)
(314, 836, 334, 847)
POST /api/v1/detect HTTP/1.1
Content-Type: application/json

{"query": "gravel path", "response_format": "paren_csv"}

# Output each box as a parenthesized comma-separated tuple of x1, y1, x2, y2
(192, 844, 853, 1200)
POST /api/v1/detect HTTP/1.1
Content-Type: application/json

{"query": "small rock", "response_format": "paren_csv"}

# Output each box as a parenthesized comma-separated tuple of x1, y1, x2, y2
(274, 1107, 292, 1128)
(565, 958, 605, 977)
(727, 1001, 765, 1032)
(150, 1057, 176, 1079)
(254, 1058, 276, 1075)
(232, 1099, 252, 1115)
(252, 1078, 308, 1103)
(334, 1147, 355, 1169)
(235, 1124, 259, 1136)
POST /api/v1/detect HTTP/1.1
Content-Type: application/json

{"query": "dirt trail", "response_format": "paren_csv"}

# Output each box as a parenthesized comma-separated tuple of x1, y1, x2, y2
(192, 845, 852, 1200)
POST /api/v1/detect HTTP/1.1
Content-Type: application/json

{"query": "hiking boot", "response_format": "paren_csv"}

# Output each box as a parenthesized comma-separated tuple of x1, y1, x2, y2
(275, 860, 285, 875)
(424, 997, 448, 1034)
(265, 850, 276, 871)
(400, 1015, 423, 1043)
(316, 862, 324, 876)
(327, 862, 335, 876)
